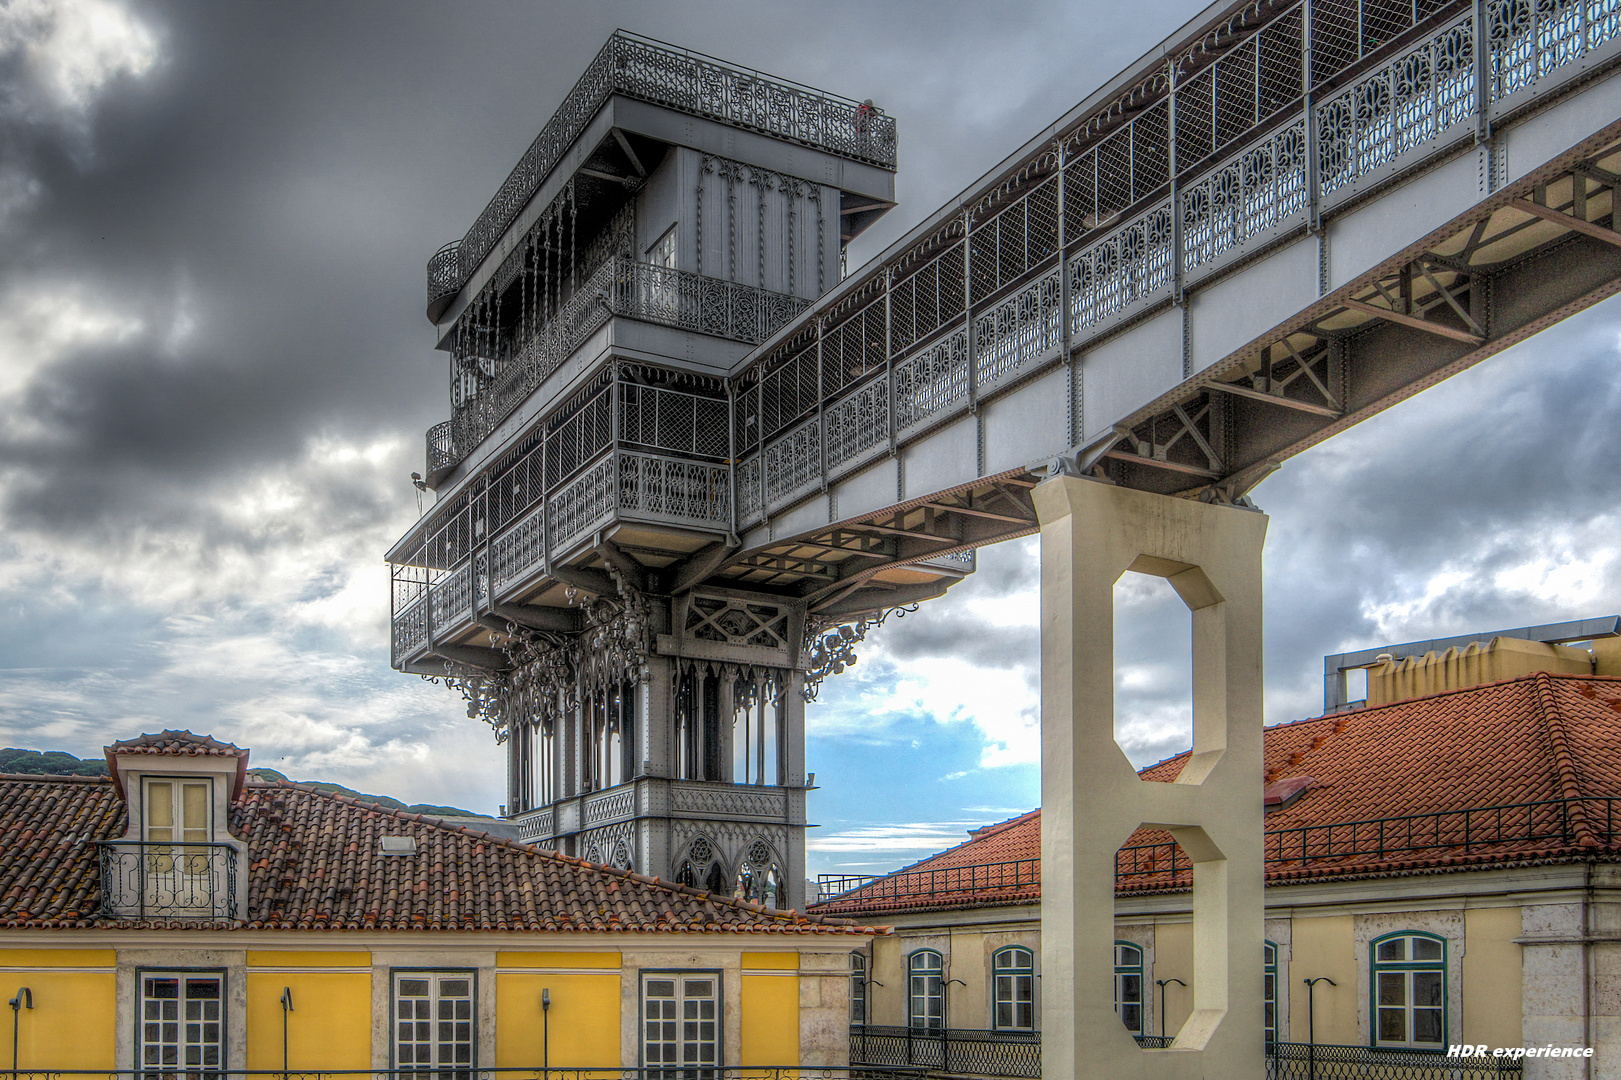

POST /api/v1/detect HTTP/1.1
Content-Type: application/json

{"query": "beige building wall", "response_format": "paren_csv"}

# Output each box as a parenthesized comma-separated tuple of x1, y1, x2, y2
(1152, 919, 1195, 1038)
(1462, 906, 1523, 1050)
(1286, 915, 1358, 1044)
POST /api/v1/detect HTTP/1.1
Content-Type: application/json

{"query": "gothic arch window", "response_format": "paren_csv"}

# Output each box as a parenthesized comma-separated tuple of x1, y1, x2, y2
(675, 836, 728, 895)
(735, 838, 784, 909)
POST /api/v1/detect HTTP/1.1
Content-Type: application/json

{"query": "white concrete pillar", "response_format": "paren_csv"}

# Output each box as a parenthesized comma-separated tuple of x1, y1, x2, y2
(1035, 476, 1267, 1080)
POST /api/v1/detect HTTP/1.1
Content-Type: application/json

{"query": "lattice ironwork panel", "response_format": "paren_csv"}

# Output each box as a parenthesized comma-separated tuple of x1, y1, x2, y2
(490, 501, 547, 592)
(762, 416, 822, 506)
(824, 375, 890, 470)
(736, 455, 763, 525)
(974, 269, 1062, 385)
(760, 342, 819, 441)
(893, 327, 969, 430)
(544, 381, 613, 489)
(1176, 68, 1216, 170)
(1182, 120, 1309, 272)
(1491, 0, 1621, 97)
(1068, 201, 1175, 333)
(1317, 13, 1475, 196)
(822, 300, 885, 399)
(619, 383, 730, 460)
(547, 453, 616, 554)
(618, 452, 731, 528)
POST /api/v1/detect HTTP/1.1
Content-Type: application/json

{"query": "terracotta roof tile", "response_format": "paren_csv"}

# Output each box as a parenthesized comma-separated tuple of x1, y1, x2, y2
(0, 775, 882, 936)
(811, 673, 1621, 916)
(105, 731, 248, 758)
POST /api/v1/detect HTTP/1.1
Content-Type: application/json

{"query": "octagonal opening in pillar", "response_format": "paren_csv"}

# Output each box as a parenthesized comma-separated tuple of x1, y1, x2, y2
(1113, 570, 1193, 780)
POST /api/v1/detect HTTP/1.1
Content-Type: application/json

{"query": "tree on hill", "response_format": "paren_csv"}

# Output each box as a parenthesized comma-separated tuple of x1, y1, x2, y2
(0, 748, 107, 776)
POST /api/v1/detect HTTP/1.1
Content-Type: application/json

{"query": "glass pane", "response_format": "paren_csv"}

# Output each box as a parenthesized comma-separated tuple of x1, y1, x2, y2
(1378, 1007, 1406, 1041)
(684, 979, 713, 996)
(399, 979, 428, 996)
(1376, 938, 1406, 962)
(1413, 971, 1443, 1006)
(181, 782, 209, 832)
(1264, 943, 1276, 966)
(1121, 974, 1142, 1001)
(646, 979, 675, 997)
(1412, 937, 1443, 961)
(440, 979, 470, 996)
(1414, 1007, 1443, 1043)
(185, 978, 219, 1000)
(1378, 972, 1406, 1005)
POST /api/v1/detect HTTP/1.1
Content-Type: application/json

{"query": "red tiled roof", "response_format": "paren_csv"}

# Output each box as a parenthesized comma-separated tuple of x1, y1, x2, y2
(0, 776, 881, 936)
(811, 672, 1621, 916)
(103, 730, 251, 800)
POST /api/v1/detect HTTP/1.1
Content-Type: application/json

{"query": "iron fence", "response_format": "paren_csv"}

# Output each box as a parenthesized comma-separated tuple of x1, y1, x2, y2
(1269, 1041, 1525, 1079)
(97, 841, 239, 920)
(0, 1063, 920, 1070)
(845, 1032, 1526, 1079)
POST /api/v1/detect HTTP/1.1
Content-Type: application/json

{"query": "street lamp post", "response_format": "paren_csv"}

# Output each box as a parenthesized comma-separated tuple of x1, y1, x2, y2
(1155, 978, 1186, 1039)
(1303, 977, 1338, 1080)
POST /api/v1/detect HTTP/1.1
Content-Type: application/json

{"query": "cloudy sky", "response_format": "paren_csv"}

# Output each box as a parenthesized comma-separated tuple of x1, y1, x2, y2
(2, 0, 1617, 879)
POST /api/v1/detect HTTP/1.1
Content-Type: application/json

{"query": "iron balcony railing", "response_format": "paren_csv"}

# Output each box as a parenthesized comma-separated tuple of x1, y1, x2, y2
(845, 1031, 1524, 1080)
(818, 796, 1621, 904)
(97, 841, 239, 920)
(0, 1063, 920, 1070)
(438, 258, 807, 474)
(430, 29, 897, 306)
(1268, 1041, 1524, 1079)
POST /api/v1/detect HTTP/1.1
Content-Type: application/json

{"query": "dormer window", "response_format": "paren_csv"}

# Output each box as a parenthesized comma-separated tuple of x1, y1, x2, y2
(99, 731, 248, 921)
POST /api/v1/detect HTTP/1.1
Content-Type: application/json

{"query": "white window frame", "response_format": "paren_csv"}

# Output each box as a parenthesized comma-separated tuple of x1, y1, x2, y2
(851, 952, 868, 1025)
(907, 949, 944, 1031)
(1264, 941, 1279, 1044)
(137, 969, 226, 1075)
(1371, 933, 1447, 1049)
(1114, 941, 1145, 1037)
(641, 969, 722, 1071)
(992, 946, 1036, 1031)
(392, 969, 476, 1071)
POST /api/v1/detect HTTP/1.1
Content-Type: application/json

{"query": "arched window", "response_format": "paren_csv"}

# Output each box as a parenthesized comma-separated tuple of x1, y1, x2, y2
(1114, 942, 1144, 1036)
(735, 839, 783, 909)
(908, 950, 944, 1030)
(851, 952, 868, 1025)
(1264, 941, 1279, 1044)
(992, 946, 1035, 1031)
(1371, 933, 1446, 1049)
(675, 837, 727, 896)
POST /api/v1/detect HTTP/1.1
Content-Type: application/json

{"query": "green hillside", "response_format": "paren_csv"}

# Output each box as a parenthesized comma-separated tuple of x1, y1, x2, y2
(0, 748, 486, 818)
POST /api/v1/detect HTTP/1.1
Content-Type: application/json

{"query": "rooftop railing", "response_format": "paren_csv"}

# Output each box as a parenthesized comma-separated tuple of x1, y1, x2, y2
(816, 796, 1621, 905)
(430, 30, 896, 306)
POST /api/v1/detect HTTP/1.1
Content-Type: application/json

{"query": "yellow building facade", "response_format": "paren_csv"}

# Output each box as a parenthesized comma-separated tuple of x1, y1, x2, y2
(0, 732, 877, 1071)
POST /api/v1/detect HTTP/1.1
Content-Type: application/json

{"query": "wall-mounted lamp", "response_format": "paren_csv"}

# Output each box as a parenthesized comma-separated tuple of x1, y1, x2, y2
(1154, 978, 1186, 1038)
(541, 988, 551, 1067)
(279, 987, 293, 1076)
(9, 987, 32, 1074)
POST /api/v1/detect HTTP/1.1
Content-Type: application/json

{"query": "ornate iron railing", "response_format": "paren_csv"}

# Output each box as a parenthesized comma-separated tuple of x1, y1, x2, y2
(433, 29, 896, 301)
(427, 239, 461, 315)
(446, 259, 806, 471)
(736, 0, 1621, 458)
(817, 797, 1621, 905)
(1269, 1041, 1524, 1079)
(425, 420, 457, 477)
(844, 1032, 1523, 1079)
(0, 1063, 927, 1070)
(97, 841, 238, 919)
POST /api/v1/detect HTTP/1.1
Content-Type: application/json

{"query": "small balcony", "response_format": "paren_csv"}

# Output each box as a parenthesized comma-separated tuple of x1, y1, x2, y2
(98, 841, 239, 920)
